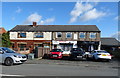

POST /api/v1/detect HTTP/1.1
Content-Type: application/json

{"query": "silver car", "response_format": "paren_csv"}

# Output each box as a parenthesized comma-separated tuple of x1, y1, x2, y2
(0, 47, 27, 66)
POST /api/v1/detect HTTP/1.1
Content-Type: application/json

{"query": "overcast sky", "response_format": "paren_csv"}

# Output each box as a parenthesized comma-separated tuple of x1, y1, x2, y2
(1, 2, 119, 38)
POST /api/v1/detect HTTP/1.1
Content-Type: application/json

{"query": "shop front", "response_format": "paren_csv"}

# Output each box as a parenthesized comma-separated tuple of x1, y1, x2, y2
(52, 41, 77, 51)
(77, 41, 99, 52)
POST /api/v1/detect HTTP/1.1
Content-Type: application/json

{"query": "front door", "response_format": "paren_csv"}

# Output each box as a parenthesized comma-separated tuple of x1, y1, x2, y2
(0, 49, 3, 63)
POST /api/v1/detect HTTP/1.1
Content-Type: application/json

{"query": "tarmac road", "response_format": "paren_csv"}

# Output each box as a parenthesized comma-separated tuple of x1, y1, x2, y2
(1, 59, 119, 76)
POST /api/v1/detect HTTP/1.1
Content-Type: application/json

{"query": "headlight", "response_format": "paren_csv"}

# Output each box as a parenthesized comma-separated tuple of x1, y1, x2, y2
(13, 55, 21, 58)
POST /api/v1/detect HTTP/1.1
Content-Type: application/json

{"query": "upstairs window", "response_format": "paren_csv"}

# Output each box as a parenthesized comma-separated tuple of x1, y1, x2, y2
(34, 32, 44, 38)
(89, 33, 96, 39)
(66, 32, 72, 38)
(57, 32, 62, 38)
(79, 33, 86, 38)
(18, 33, 26, 38)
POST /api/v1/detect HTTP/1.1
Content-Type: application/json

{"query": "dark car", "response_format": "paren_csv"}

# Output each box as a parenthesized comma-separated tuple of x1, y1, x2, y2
(49, 49, 63, 59)
(69, 48, 85, 60)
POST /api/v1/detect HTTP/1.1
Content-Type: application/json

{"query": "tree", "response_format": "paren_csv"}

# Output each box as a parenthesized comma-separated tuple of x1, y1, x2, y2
(2, 32, 11, 47)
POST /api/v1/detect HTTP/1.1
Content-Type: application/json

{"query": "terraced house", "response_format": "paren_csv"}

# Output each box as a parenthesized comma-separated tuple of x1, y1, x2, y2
(9, 22, 101, 53)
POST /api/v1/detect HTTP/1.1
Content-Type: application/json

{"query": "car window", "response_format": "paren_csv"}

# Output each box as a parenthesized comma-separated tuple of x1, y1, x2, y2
(51, 49, 62, 52)
(72, 48, 83, 51)
(97, 51, 108, 53)
(91, 51, 95, 53)
(2, 48, 15, 53)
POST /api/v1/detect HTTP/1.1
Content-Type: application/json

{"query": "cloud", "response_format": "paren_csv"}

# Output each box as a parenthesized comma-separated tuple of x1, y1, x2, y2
(80, 8, 106, 21)
(69, 1, 106, 23)
(16, 7, 22, 13)
(23, 13, 55, 25)
(23, 13, 42, 24)
(114, 16, 120, 20)
(69, 1, 93, 23)
(111, 32, 120, 41)
(40, 17, 55, 25)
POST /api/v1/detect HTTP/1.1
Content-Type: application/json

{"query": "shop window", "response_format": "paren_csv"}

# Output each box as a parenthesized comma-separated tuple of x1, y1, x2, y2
(34, 32, 44, 38)
(18, 44, 26, 51)
(89, 33, 96, 39)
(56, 32, 62, 38)
(66, 32, 72, 38)
(79, 33, 86, 38)
(18, 33, 26, 38)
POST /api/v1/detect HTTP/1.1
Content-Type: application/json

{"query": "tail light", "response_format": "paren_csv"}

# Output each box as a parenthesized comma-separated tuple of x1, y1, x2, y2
(108, 55, 111, 56)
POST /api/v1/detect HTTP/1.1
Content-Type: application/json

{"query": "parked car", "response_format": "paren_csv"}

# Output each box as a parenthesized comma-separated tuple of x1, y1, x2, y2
(62, 50, 71, 57)
(49, 49, 63, 59)
(0, 47, 27, 66)
(89, 50, 112, 61)
(69, 48, 85, 60)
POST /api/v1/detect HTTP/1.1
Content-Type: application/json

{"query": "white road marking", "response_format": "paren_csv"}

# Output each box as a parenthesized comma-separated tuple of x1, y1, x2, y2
(0, 74, 24, 76)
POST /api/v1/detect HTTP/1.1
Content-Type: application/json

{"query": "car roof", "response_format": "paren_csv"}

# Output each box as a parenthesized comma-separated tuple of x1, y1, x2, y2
(0, 47, 6, 49)
(94, 50, 106, 51)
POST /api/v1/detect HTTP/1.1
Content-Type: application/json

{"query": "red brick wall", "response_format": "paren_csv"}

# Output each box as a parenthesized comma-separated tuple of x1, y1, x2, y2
(11, 40, 51, 53)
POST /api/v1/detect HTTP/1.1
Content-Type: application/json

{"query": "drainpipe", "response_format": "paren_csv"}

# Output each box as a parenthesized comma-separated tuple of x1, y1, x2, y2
(98, 41, 101, 50)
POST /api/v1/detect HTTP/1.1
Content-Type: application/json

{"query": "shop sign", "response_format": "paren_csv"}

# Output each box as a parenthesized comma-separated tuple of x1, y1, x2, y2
(53, 41, 77, 44)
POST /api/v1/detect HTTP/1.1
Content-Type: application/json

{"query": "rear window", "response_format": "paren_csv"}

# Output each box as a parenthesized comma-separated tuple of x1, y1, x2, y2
(72, 48, 83, 51)
(97, 51, 108, 53)
(51, 49, 62, 52)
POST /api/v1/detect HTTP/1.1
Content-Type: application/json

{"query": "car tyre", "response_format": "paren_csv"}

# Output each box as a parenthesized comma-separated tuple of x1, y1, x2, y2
(4, 58, 14, 66)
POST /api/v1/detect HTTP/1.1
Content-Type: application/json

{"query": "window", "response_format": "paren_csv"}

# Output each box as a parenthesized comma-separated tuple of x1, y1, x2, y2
(34, 32, 44, 38)
(89, 33, 96, 39)
(79, 33, 86, 38)
(66, 32, 72, 38)
(18, 33, 26, 38)
(57, 32, 62, 38)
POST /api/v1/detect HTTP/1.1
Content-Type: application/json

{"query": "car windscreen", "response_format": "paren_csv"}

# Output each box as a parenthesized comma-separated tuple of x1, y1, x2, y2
(71, 48, 84, 53)
(72, 48, 83, 51)
(2, 48, 15, 53)
(51, 49, 62, 52)
(97, 51, 108, 53)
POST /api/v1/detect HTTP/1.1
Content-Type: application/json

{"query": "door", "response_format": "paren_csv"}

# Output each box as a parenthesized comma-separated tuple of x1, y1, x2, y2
(0, 49, 3, 63)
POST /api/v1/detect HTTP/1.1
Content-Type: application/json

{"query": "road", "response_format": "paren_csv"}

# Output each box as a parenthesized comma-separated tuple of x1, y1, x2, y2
(1, 59, 119, 76)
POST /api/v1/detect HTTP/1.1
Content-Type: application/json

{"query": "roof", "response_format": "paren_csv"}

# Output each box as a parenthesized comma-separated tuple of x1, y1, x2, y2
(0, 27, 7, 34)
(10, 25, 100, 32)
(101, 38, 120, 46)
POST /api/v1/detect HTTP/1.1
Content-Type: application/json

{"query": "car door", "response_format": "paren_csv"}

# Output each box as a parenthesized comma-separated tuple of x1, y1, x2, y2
(0, 49, 3, 63)
(90, 51, 96, 58)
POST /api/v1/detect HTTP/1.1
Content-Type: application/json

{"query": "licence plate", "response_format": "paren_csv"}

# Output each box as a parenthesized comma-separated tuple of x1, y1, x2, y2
(53, 55, 57, 57)
(102, 54, 106, 56)
(77, 56, 82, 58)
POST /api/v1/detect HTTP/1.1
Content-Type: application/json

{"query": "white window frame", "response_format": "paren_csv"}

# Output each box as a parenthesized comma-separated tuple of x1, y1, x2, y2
(79, 32, 86, 38)
(66, 32, 72, 38)
(56, 32, 62, 38)
(18, 32, 26, 38)
(89, 33, 96, 39)
(34, 32, 44, 38)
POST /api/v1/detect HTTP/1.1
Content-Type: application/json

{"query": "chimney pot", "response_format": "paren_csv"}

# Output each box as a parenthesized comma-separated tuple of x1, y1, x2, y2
(33, 22, 37, 26)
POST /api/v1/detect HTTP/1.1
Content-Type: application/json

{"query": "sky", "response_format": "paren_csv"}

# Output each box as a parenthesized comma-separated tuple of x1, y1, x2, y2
(1, 2, 119, 39)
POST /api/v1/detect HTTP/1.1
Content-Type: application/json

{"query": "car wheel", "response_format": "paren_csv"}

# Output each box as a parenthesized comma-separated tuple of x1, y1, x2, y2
(4, 58, 14, 66)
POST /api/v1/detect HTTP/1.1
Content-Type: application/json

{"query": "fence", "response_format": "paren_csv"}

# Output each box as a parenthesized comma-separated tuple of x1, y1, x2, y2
(34, 47, 50, 58)
(12, 48, 30, 54)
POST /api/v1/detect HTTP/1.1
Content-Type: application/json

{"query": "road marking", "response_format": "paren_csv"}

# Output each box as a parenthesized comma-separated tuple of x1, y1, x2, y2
(0, 74, 24, 76)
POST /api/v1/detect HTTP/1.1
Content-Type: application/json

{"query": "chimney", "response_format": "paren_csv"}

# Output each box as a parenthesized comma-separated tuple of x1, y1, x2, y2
(33, 22, 37, 26)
